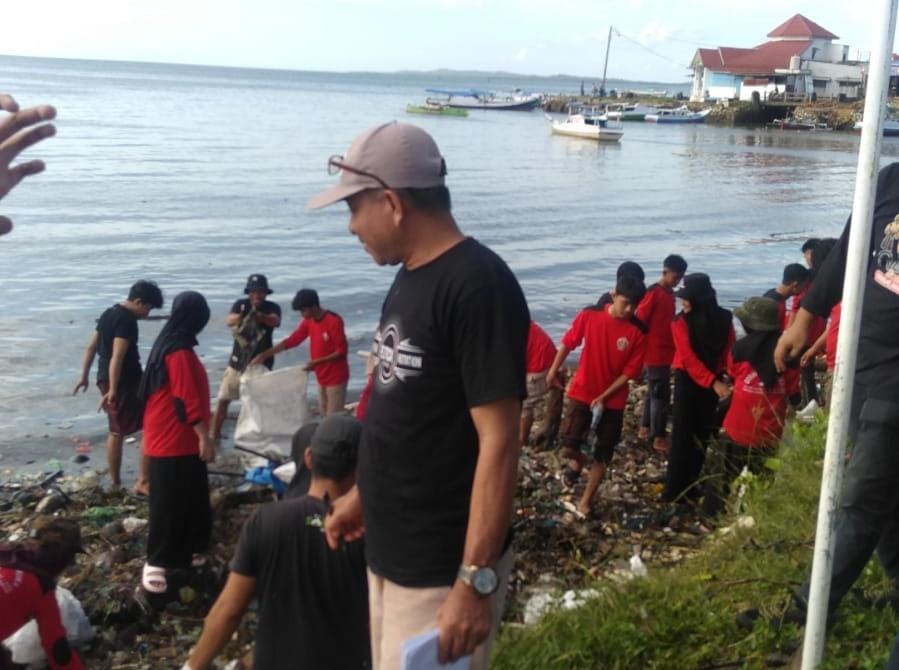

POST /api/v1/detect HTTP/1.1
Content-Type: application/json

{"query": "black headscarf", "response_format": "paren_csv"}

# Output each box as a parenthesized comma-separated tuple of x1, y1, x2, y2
(732, 329, 781, 390)
(138, 291, 210, 403)
(680, 293, 732, 373)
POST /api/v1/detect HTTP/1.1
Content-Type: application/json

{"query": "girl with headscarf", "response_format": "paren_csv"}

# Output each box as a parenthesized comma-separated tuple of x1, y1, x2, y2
(663, 273, 735, 505)
(138, 291, 214, 594)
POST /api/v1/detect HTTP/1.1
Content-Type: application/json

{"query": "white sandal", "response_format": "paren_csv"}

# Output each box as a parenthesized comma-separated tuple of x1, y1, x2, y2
(141, 563, 167, 594)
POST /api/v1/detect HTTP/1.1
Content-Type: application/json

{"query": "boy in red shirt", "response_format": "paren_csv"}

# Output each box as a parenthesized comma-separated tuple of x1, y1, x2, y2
(635, 254, 687, 453)
(703, 297, 787, 517)
(520, 320, 557, 446)
(252, 289, 350, 416)
(0, 518, 86, 670)
(547, 275, 647, 516)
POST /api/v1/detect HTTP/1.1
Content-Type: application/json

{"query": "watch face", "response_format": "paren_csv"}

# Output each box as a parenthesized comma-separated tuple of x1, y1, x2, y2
(472, 567, 499, 595)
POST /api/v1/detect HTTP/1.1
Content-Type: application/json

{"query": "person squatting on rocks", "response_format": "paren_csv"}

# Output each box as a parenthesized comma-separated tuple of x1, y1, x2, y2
(314, 122, 529, 670)
(635, 254, 688, 454)
(211, 274, 281, 440)
(701, 297, 789, 518)
(0, 518, 86, 670)
(185, 416, 369, 670)
(773, 163, 899, 665)
(547, 274, 647, 517)
(139, 291, 215, 596)
(251, 288, 350, 416)
(662, 273, 734, 505)
(73, 280, 164, 491)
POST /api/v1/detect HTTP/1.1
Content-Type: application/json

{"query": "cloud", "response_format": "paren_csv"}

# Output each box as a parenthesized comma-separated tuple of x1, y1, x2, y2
(514, 48, 528, 61)
(333, 0, 485, 7)
(638, 21, 674, 44)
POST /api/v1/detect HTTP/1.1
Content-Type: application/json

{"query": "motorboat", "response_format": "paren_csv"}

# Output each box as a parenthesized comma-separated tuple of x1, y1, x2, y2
(406, 100, 469, 117)
(768, 117, 830, 131)
(424, 88, 541, 111)
(605, 102, 657, 121)
(547, 109, 624, 141)
(645, 106, 711, 124)
(853, 119, 899, 137)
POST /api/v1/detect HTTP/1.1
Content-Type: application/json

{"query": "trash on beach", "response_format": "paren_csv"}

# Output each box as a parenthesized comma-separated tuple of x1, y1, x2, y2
(4, 587, 94, 667)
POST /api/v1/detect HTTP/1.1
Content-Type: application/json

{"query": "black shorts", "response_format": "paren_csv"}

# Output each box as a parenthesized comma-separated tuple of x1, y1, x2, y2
(97, 381, 143, 437)
(559, 398, 624, 465)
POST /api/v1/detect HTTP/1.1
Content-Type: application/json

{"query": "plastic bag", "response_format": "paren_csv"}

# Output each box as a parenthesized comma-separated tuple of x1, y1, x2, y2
(234, 365, 311, 456)
(4, 587, 94, 668)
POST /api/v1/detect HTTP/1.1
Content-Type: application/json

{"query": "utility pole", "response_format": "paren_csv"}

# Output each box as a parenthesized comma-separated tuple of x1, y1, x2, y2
(600, 25, 613, 96)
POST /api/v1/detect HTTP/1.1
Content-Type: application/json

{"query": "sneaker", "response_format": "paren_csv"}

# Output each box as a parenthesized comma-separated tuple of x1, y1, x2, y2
(796, 399, 820, 424)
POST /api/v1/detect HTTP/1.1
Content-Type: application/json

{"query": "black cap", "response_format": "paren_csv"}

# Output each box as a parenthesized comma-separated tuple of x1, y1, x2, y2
(244, 274, 273, 295)
(675, 273, 716, 302)
(311, 415, 362, 463)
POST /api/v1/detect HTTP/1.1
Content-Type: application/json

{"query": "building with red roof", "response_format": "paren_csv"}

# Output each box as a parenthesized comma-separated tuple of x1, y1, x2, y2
(690, 14, 866, 102)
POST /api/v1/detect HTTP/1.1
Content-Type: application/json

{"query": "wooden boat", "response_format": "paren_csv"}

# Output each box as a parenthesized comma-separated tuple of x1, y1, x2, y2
(406, 100, 468, 117)
(768, 117, 830, 131)
(605, 102, 657, 121)
(645, 106, 711, 124)
(548, 109, 623, 142)
(424, 88, 541, 111)
(853, 119, 899, 136)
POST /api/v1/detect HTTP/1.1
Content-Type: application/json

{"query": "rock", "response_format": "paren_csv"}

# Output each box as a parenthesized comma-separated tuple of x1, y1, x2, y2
(122, 517, 148, 534)
(35, 491, 68, 513)
(72, 454, 90, 464)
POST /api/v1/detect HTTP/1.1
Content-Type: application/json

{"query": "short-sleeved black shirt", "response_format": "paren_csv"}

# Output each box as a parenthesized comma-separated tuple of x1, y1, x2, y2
(359, 238, 529, 588)
(228, 299, 281, 371)
(230, 495, 369, 670)
(95, 304, 141, 386)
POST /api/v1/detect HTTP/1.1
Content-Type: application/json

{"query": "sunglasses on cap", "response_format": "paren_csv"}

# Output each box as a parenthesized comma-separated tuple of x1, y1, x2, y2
(327, 155, 392, 191)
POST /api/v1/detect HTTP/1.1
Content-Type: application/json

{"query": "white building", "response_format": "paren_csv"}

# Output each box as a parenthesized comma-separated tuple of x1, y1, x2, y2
(690, 14, 866, 102)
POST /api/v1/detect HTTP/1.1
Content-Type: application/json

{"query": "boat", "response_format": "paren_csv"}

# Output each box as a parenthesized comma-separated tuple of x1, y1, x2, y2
(405, 100, 468, 117)
(853, 119, 899, 137)
(424, 88, 541, 111)
(605, 102, 658, 121)
(547, 108, 624, 142)
(644, 106, 711, 124)
(768, 117, 830, 131)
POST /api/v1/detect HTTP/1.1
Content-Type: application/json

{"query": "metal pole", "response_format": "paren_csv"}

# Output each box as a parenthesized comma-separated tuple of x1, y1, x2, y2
(600, 25, 612, 95)
(800, 2, 898, 667)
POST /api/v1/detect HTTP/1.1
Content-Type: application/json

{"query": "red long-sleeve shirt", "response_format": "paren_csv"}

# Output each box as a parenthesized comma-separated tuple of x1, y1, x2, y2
(143, 349, 211, 458)
(671, 316, 735, 388)
(0, 568, 84, 670)
(526, 321, 557, 373)
(282, 311, 350, 387)
(635, 284, 676, 367)
(722, 355, 788, 448)
(561, 307, 646, 410)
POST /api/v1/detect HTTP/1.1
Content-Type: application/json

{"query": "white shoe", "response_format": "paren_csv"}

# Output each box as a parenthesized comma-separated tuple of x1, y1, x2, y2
(796, 400, 820, 424)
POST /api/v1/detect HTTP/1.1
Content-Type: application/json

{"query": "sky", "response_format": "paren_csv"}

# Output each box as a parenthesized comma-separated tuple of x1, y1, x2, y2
(0, 0, 890, 82)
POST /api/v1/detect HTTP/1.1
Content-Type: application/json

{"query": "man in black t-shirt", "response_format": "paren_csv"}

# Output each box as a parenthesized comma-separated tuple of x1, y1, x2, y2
(311, 123, 529, 670)
(74, 280, 163, 490)
(185, 416, 369, 670)
(210, 274, 281, 440)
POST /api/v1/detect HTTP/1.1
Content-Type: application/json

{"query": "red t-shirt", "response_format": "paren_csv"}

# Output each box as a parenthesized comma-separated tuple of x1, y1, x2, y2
(671, 317, 735, 388)
(143, 349, 211, 458)
(722, 355, 788, 448)
(282, 311, 350, 387)
(789, 291, 826, 344)
(0, 568, 84, 670)
(825, 302, 842, 371)
(635, 283, 676, 367)
(561, 307, 646, 410)
(526, 321, 557, 373)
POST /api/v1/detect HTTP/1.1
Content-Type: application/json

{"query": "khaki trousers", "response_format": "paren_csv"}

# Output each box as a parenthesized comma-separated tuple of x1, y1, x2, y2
(367, 550, 513, 670)
(317, 383, 348, 416)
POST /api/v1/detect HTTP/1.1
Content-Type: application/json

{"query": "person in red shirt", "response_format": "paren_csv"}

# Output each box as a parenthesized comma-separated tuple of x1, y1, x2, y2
(547, 275, 647, 516)
(138, 291, 215, 596)
(520, 320, 557, 446)
(663, 273, 735, 504)
(252, 289, 350, 416)
(702, 297, 787, 517)
(635, 254, 688, 453)
(0, 518, 85, 670)
(801, 301, 841, 409)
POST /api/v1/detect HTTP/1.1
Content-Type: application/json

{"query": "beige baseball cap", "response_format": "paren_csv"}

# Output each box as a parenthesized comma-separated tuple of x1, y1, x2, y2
(307, 122, 447, 209)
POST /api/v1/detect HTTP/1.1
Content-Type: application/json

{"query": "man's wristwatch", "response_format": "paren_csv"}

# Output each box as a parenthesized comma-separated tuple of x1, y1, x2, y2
(457, 564, 499, 596)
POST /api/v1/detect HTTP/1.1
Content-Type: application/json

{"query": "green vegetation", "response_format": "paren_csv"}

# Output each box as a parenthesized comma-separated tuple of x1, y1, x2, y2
(493, 418, 897, 669)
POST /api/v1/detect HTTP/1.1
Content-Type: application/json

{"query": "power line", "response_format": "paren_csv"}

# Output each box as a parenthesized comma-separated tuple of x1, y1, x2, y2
(608, 28, 694, 69)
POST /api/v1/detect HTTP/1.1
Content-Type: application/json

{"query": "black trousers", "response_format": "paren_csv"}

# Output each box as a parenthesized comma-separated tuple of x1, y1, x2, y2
(701, 438, 774, 517)
(663, 370, 719, 503)
(147, 455, 212, 570)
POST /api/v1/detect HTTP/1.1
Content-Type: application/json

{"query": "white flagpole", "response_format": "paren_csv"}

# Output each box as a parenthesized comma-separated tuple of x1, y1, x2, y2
(801, 2, 898, 668)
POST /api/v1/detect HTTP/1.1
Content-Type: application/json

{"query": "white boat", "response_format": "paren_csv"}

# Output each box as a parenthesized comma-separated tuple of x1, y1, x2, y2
(548, 109, 624, 142)
(853, 119, 899, 137)
(424, 88, 541, 111)
(605, 102, 658, 121)
(645, 106, 711, 124)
